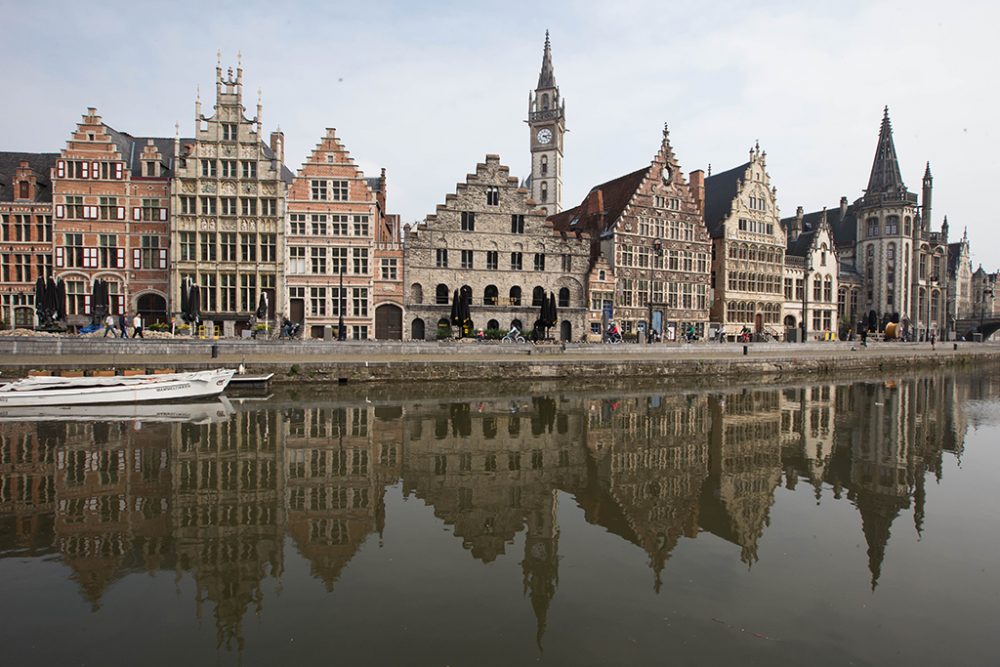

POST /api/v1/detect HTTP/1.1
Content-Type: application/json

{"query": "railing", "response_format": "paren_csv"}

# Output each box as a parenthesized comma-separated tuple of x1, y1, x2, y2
(529, 109, 561, 122)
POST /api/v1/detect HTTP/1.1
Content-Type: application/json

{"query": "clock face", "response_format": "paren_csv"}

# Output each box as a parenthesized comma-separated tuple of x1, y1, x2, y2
(662, 166, 672, 183)
(536, 128, 553, 145)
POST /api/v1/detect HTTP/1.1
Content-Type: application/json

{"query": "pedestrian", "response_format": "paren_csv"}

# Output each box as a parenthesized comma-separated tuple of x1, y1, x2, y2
(103, 314, 116, 337)
(930, 331, 936, 350)
(118, 312, 128, 338)
(861, 327, 868, 348)
(132, 313, 144, 338)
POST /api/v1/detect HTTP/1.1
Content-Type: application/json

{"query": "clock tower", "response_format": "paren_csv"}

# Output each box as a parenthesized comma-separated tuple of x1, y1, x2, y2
(527, 31, 565, 215)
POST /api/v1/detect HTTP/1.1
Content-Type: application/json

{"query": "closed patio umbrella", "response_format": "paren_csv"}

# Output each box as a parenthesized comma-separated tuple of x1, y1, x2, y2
(55, 279, 66, 321)
(547, 292, 558, 328)
(180, 277, 190, 321)
(189, 284, 201, 324)
(256, 291, 269, 320)
(34, 277, 45, 324)
(450, 289, 460, 327)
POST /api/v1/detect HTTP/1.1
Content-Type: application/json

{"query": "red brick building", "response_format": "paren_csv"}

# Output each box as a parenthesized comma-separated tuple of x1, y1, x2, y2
(0, 153, 57, 328)
(51, 108, 174, 325)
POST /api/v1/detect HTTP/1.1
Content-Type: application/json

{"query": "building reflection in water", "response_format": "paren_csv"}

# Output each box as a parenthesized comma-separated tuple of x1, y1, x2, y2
(0, 373, 981, 648)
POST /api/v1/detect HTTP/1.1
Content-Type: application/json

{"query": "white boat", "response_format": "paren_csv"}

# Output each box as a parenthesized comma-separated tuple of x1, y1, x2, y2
(0, 396, 235, 424)
(0, 369, 235, 407)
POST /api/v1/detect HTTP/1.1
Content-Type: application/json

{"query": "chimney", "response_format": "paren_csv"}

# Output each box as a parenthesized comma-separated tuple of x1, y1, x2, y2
(839, 196, 848, 221)
(584, 188, 604, 216)
(269, 129, 284, 164)
(688, 170, 705, 216)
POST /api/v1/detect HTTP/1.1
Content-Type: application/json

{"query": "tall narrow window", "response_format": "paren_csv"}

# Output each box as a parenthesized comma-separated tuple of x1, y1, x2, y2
(486, 187, 499, 206)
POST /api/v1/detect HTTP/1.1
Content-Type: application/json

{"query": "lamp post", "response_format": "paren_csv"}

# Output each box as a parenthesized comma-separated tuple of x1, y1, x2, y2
(337, 261, 346, 341)
(801, 255, 812, 344)
(980, 286, 994, 340)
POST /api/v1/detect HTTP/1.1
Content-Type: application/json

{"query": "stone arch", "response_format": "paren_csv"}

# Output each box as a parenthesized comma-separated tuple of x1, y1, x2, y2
(411, 318, 425, 340)
(509, 286, 522, 306)
(435, 283, 450, 305)
(410, 283, 423, 305)
(484, 285, 499, 305)
(560, 320, 572, 341)
(532, 286, 546, 307)
(558, 287, 570, 308)
(135, 291, 167, 324)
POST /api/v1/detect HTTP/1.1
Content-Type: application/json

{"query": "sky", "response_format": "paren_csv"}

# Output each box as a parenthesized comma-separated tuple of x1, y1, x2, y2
(3, 0, 998, 269)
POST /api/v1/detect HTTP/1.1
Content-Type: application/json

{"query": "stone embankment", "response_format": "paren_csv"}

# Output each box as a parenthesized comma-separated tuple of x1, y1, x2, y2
(1, 336, 997, 386)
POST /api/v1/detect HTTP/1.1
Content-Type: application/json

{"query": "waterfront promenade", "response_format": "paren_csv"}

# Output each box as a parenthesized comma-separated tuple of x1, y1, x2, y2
(1, 336, 997, 385)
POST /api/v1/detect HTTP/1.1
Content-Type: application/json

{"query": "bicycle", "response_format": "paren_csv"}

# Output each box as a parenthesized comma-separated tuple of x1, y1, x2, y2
(502, 328, 526, 343)
(605, 331, 623, 344)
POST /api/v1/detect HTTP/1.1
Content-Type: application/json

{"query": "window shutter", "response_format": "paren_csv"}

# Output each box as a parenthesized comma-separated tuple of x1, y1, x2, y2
(115, 163, 123, 179)
(159, 248, 167, 269)
(133, 248, 141, 269)
(159, 207, 167, 221)
(56, 161, 65, 178)
(55, 247, 64, 267)
(56, 205, 65, 219)
(84, 295, 91, 312)
(81, 162, 89, 179)
(117, 206, 125, 220)
(133, 207, 141, 221)
(116, 247, 125, 268)
(92, 162, 99, 179)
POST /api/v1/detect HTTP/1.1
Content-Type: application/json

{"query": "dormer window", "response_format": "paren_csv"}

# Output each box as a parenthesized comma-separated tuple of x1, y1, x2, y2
(19, 181, 29, 199)
(222, 123, 237, 141)
(145, 161, 157, 177)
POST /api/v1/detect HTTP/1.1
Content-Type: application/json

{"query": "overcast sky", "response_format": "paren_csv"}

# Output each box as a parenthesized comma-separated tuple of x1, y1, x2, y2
(4, 0, 997, 269)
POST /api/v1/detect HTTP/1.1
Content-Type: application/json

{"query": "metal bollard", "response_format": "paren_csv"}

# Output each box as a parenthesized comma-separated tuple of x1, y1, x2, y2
(953, 343, 958, 351)
(743, 345, 748, 356)
(211, 344, 219, 359)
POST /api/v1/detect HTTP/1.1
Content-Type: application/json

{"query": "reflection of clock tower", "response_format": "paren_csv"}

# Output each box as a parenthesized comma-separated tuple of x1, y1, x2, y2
(521, 490, 560, 649)
(527, 30, 565, 215)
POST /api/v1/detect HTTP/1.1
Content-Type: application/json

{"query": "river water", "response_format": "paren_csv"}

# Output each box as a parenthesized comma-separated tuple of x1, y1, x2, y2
(1, 369, 998, 666)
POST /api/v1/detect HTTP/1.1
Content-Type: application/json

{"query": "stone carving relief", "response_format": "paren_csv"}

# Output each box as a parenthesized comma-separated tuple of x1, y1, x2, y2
(221, 182, 236, 195)
(262, 183, 276, 196)
(202, 182, 216, 194)
(181, 180, 196, 193)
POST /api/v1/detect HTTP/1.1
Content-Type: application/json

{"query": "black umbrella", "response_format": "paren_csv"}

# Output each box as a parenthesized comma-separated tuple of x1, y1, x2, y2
(34, 277, 45, 322)
(55, 279, 66, 321)
(189, 284, 201, 324)
(256, 291, 269, 320)
(459, 286, 473, 337)
(867, 310, 878, 332)
(450, 289, 460, 327)
(180, 277, 190, 320)
(547, 292, 558, 328)
(45, 277, 58, 316)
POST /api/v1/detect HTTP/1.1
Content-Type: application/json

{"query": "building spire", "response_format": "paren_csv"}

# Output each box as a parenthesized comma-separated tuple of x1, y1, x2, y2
(865, 106, 907, 200)
(537, 30, 556, 89)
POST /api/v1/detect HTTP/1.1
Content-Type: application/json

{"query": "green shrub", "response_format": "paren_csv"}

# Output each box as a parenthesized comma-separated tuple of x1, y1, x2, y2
(436, 325, 453, 340)
(147, 322, 169, 332)
(289, 364, 301, 376)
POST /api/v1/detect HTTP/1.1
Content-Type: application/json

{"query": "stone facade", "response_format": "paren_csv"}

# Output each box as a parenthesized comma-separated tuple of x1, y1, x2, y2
(782, 212, 839, 340)
(527, 31, 565, 216)
(404, 154, 590, 341)
(170, 58, 291, 337)
(704, 145, 786, 339)
(286, 129, 379, 340)
(947, 228, 973, 321)
(554, 126, 712, 339)
(0, 152, 57, 328)
(52, 108, 173, 325)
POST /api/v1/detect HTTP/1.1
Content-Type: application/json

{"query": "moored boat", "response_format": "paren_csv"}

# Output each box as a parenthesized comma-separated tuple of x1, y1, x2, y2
(0, 369, 235, 407)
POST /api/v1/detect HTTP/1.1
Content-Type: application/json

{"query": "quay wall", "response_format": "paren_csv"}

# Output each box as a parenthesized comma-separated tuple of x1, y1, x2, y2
(1, 337, 998, 386)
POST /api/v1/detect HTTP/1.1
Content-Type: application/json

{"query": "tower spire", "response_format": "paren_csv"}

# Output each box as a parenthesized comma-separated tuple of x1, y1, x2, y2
(865, 106, 908, 202)
(537, 30, 556, 89)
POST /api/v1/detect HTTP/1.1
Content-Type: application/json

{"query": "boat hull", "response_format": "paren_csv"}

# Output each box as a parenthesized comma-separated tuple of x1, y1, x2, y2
(0, 369, 235, 407)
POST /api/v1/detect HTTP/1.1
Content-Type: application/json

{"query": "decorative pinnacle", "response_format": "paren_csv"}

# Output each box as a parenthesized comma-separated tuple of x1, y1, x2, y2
(216, 49, 221, 67)
(663, 122, 669, 138)
(237, 50, 242, 67)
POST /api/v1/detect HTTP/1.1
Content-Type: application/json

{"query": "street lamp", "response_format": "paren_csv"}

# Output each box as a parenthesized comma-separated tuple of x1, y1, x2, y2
(337, 261, 346, 341)
(801, 255, 812, 344)
(980, 286, 994, 340)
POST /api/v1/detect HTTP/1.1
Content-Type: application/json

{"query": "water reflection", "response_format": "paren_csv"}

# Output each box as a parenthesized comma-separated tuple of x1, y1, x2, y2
(0, 371, 995, 651)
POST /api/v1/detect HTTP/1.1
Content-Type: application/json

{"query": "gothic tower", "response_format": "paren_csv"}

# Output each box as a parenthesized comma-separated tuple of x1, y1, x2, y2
(521, 490, 560, 650)
(527, 31, 565, 215)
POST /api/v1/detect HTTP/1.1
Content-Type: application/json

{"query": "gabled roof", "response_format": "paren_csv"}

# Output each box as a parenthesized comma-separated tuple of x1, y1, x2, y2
(703, 162, 749, 238)
(862, 107, 915, 206)
(781, 203, 857, 252)
(0, 151, 60, 203)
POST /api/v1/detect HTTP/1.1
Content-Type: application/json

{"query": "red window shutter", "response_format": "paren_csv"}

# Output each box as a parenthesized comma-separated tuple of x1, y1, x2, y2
(56, 204, 65, 219)
(133, 248, 141, 269)
(159, 207, 167, 221)
(117, 206, 125, 220)
(81, 162, 89, 179)
(116, 247, 125, 268)
(57, 160, 65, 178)
(133, 207, 141, 221)
(92, 162, 99, 179)
(115, 163, 123, 179)
(159, 248, 167, 269)
(55, 247, 64, 267)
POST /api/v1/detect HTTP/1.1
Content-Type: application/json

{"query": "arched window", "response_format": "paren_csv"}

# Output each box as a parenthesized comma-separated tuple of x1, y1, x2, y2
(558, 287, 570, 307)
(532, 286, 546, 307)
(540, 155, 548, 176)
(886, 215, 899, 235)
(904, 216, 912, 236)
(435, 284, 450, 305)
(541, 94, 550, 110)
(509, 286, 522, 306)
(18, 181, 29, 199)
(484, 285, 498, 305)
(540, 182, 548, 202)
(824, 276, 833, 302)
(867, 217, 880, 237)
(487, 319, 499, 331)
(410, 283, 423, 305)
(511, 318, 523, 331)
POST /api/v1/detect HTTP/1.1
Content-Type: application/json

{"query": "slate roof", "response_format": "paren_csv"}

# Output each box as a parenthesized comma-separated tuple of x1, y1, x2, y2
(781, 202, 857, 252)
(703, 162, 749, 238)
(0, 151, 60, 203)
(947, 242, 964, 278)
(537, 31, 556, 89)
(865, 107, 909, 201)
(366, 177, 382, 193)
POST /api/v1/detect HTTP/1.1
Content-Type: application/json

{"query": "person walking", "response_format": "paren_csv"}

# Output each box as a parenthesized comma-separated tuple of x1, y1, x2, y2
(103, 314, 116, 337)
(132, 313, 144, 338)
(118, 312, 128, 338)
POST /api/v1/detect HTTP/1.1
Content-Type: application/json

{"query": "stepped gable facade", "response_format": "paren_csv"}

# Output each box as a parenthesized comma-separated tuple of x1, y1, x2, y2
(703, 144, 786, 338)
(781, 207, 840, 339)
(403, 154, 590, 341)
(0, 151, 58, 327)
(170, 57, 293, 337)
(552, 125, 711, 339)
(286, 128, 380, 340)
(51, 108, 176, 325)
